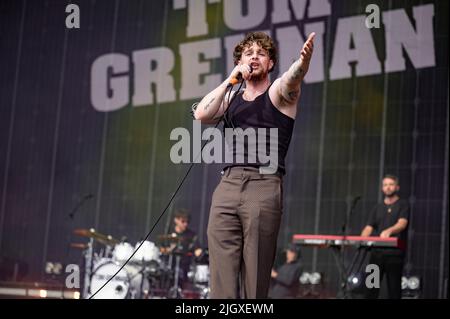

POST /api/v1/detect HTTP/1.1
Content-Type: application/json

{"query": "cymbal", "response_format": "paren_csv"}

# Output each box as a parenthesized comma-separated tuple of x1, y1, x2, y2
(70, 243, 88, 250)
(73, 228, 120, 246)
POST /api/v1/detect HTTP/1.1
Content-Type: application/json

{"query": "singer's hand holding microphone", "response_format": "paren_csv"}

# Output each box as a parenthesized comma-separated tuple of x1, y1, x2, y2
(227, 64, 253, 87)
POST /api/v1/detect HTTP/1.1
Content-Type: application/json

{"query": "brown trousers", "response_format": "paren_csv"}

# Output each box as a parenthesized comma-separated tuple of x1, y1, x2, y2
(207, 166, 283, 298)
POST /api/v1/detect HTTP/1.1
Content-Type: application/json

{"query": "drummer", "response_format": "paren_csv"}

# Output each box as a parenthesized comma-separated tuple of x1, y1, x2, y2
(161, 209, 202, 288)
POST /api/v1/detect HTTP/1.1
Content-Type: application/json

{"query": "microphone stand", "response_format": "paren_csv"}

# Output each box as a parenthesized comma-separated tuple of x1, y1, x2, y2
(337, 196, 361, 299)
(64, 194, 94, 298)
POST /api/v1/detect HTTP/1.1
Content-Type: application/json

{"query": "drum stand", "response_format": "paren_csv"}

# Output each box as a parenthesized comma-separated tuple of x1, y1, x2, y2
(137, 260, 149, 299)
(82, 237, 94, 299)
(139, 262, 147, 299)
(167, 253, 183, 299)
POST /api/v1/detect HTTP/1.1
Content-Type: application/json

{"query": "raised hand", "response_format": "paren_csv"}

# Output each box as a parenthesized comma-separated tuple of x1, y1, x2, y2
(298, 32, 315, 76)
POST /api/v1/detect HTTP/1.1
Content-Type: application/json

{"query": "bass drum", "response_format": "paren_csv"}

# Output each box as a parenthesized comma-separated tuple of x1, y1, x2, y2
(89, 261, 130, 299)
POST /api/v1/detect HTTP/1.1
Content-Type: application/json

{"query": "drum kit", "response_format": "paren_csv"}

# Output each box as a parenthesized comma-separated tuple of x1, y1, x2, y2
(73, 228, 210, 299)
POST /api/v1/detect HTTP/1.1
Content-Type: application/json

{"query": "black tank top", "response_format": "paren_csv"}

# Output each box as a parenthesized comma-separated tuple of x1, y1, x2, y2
(223, 84, 295, 175)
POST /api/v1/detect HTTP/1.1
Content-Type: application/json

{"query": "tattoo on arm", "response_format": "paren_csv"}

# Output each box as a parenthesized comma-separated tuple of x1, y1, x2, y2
(280, 59, 304, 103)
(286, 60, 304, 82)
(203, 97, 215, 111)
(292, 67, 303, 80)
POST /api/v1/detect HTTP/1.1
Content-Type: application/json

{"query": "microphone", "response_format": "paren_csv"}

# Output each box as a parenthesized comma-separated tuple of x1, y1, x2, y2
(69, 193, 95, 219)
(228, 65, 253, 87)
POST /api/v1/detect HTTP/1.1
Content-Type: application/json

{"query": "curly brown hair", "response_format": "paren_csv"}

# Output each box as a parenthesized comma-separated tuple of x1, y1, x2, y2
(233, 31, 277, 73)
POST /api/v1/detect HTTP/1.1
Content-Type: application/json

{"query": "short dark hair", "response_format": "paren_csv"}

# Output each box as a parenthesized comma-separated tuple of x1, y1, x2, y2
(286, 243, 301, 257)
(233, 31, 277, 73)
(174, 208, 190, 221)
(383, 174, 399, 185)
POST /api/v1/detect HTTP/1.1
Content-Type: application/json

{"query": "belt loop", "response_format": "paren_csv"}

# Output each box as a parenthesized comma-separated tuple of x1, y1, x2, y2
(225, 167, 231, 177)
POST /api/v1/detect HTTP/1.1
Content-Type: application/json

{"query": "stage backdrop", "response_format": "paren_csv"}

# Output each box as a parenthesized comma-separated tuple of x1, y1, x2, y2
(0, 0, 448, 298)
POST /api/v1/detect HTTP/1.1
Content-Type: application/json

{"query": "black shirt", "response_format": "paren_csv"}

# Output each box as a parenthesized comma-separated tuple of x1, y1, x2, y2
(269, 260, 302, 299)
(367, 198, 410, 247)
(224, 86, 295, 175)
(165, 228, 199, 277)
(167, 228, 198, 255)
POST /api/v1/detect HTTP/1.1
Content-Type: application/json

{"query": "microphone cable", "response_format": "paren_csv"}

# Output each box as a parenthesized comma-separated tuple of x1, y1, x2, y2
(89, 81, 244, 299)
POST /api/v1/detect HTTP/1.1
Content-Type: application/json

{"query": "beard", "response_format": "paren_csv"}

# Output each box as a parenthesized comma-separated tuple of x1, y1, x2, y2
(248, 68, 268, 82)
(384, 190, 398, 198)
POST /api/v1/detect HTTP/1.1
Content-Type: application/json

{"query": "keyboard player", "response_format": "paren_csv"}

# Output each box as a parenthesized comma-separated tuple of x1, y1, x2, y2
(360, 174, 410, 299)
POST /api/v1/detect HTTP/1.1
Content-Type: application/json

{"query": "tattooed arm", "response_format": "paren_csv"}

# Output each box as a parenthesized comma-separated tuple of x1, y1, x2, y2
(193, 82, 229, 124)
(193, 64, 251, 124)
(269, 32, 315, 118)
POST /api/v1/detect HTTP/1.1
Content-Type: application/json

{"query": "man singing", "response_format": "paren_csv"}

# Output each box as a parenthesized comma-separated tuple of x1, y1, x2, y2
(194, 31, 315, 298)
